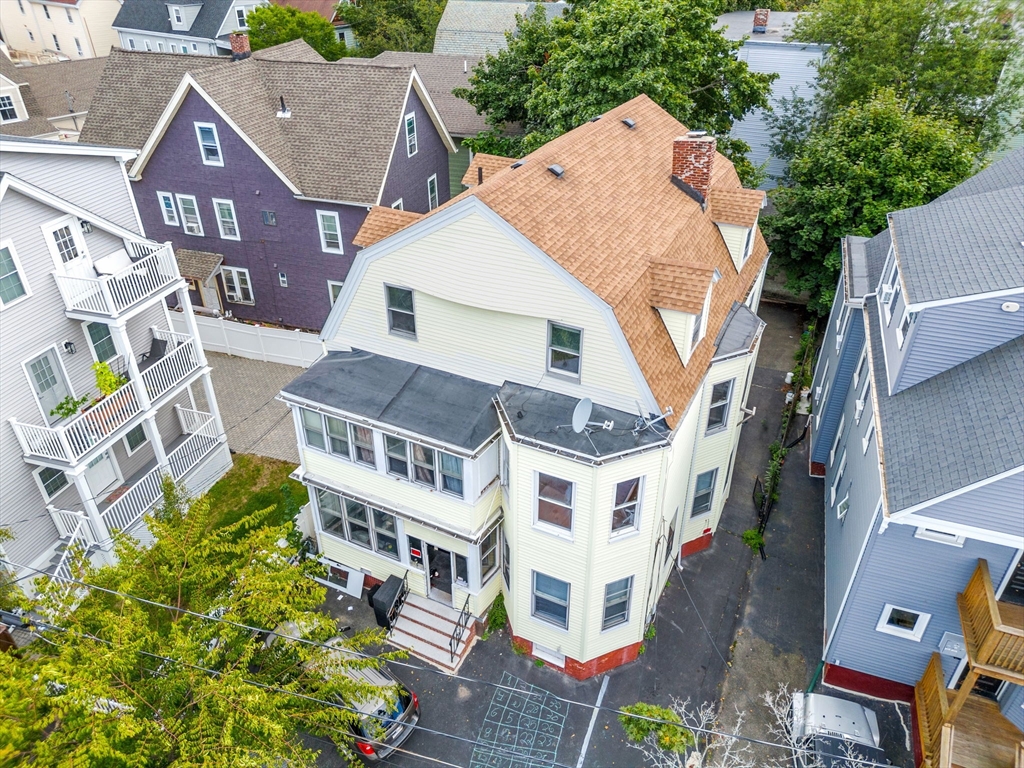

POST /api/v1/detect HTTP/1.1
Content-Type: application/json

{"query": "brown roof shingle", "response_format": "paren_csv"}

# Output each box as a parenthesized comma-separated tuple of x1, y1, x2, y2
(709, 187, 765, 228)
(648, 259, 715, 315)
(354, 206, 424, 247)
(462, 152, 516, 186)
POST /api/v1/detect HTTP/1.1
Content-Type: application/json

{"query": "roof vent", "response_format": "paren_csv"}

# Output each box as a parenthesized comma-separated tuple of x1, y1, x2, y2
(547, 164, 565, 178)
(276, 96, 291, 119)
(511, 160, 524, 169)
(589, 115, 602, 123)
(621, 118, 636, 129)
(686, 130, 707, 138)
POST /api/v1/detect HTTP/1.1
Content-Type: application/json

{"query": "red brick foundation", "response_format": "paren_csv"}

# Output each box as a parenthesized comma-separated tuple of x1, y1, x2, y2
(362, 574, 384, 590)
(510, 632, 643, 680)
(823, 662, 914, 703)
(680, 530, 713, 557)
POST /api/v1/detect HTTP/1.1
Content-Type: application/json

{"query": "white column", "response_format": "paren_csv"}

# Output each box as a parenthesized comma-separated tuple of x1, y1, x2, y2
(176, 286, 207, 366)
(110, 322, 151, 411)
(71, 471, 111, 550)
(143, 413, 169, 470)
(200, 371, 225, 438)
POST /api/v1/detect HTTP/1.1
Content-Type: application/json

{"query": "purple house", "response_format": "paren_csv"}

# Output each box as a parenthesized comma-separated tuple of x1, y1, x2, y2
(80, 39, 455, 330)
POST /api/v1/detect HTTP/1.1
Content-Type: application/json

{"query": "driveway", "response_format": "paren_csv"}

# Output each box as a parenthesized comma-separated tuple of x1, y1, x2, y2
(194, 351, 301, 463)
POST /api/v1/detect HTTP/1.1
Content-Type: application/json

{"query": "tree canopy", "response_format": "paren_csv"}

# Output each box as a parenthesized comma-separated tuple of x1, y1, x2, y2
(246, 4, 347, 61)
(0, 480, 396, 767)
(455, 0, 775, 185)
(763, 90, 977, 315)
(343, 0, 448, 58)
(791, 0, 1023, 149)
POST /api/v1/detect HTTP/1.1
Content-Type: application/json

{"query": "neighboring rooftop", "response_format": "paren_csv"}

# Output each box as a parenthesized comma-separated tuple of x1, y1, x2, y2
(496, 383, 669, 460)
(113, 0, 238, 44)
(716, 11, 802, 43)
(175, 248, 223, 281)
(433, 0, 567, 56)
(843, 229, 891, 302)
(865, 300, 1024, 512)
(888, 149, 1024, 304)
(0, 55, 106, 138)
(281, 350, 500, 451)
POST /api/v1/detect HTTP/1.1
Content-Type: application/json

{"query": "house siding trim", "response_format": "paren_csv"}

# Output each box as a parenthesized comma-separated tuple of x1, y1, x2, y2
(321, 195, 663, 418)
(892, 512, 1024, 549)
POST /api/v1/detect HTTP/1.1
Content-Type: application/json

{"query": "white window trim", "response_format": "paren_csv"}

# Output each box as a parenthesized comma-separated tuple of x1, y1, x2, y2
(222, 265, 254, 304)
(706, 379, 734, 435)
(610, 476, 644, 538)
(33, 465, 69, 502)
(829, 414, 845, 466)
(914, 528, 965, 547)
(546, 321, 583, 381)
(391, 199, 404, 210)
(427, 174, 439, 210)
(22, 343, 76, 424)
(0, 95, 22, 124)
(690, 468, 718, 519)
(127, 37, 135, 50)
(876, 603, 930, 642)
(861, 414, 875, 455)
(172, 6, 183, 23)
(830, 450, 846, 506)
(533, 471, 575, 540)
(852, 348, 867, 389)
(0, 238, 32, 309)
(143, 39, 151, 52)
(157, 192, 179, 226)
(836, 495, 850, 521)
(278, 272, 288, 287)
(328, 280, 344, 305)
(691, 287, 712, 352)
(531, 570, 570, 631)
(81, 321, 119, 363)
(855, 375, 871, 425)
(384, 283, 416, 339)
(123, 423, 149, 456)
(194, 122, 224, 167)
(175, 194, 204, 236)
(316, 210, 343, 254)
(405, 112, 417, 157)
(896, 310, 913, 348)
(41, 214, 89, 272)
(600, 575, 634, 632)
(211, 198, 240, 241)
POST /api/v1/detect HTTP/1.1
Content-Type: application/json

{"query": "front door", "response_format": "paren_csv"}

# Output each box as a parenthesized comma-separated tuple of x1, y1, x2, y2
(28, 348, 72, 425)
(426, 544, 453, 606)
(84, 450, 118, 498)
(201, 282, 222, 312)
(49, 219, 93, 279)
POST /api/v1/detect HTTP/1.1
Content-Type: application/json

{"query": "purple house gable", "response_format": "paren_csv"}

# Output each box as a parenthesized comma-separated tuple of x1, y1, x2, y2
(134, 84, 450, 331)
(380, 87, 452, 213)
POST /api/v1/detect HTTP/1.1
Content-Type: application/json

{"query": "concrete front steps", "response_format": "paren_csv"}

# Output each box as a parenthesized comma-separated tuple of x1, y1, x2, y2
(388, 592, 476, 673)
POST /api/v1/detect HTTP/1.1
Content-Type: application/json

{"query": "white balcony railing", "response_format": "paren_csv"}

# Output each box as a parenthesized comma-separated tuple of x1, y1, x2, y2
(10, 382, 141, 463)
(141, 332, 201, 402)
(52, 243, 179, 317)
(47, 506, 99, 547)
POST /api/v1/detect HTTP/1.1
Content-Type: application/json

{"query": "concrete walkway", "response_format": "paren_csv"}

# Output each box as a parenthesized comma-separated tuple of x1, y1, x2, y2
(194, 351, 301, 463)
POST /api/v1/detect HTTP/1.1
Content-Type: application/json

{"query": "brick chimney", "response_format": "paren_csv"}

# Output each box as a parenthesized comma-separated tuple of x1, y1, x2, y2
(230, 32, 251, 61)
(672, 131, 716, 207)
(753, 8, 770, 32)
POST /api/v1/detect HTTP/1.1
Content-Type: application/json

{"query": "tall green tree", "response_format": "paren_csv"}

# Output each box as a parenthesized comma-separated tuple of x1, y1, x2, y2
(455, 0, 775, 185)
(764, 90, 978, 315)
(791, 0, 1023, 149)
(343, 0, 448, 58)
(246, 4, 347, 61)
(0, 480, 395, 767)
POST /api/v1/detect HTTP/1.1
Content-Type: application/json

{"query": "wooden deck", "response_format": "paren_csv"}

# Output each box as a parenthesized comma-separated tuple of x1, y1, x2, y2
(950, 695, 1022, 768)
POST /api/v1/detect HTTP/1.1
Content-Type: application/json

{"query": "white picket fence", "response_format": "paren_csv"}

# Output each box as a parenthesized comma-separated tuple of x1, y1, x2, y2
(170, 312, 321, 368)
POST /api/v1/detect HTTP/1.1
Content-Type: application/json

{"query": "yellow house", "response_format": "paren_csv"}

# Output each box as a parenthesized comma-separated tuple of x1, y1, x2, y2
(1, 0, 122, 61)
(279, 95, 770, 677)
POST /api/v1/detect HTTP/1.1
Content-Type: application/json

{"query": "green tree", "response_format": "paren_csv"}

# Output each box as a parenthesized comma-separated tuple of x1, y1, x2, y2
(343, 0, 448, 58)
(764, 90, 978, 315)
(455, 0, 775, 185)
(0, 479, 396, 766)
(246, 4, 347, 61)
(791, 0, 1023, 148)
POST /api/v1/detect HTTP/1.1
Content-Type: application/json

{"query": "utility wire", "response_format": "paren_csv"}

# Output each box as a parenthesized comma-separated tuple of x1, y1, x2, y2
(5, 557, 898, 768)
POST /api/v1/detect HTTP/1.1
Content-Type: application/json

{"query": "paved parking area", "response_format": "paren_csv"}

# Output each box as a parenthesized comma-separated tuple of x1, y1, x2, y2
(194, 351, 301, 463)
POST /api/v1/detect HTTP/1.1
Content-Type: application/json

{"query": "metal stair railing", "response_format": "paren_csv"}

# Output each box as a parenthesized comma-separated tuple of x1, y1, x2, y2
(449, 594, 472, 664)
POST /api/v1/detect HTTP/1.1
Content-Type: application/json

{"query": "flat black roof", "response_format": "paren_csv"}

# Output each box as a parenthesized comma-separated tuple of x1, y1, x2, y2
(281, 350, 500, 452)
(496, 383, 669, 459)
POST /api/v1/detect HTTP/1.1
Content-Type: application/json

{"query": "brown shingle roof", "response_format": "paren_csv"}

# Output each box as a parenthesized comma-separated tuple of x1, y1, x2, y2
(709, 187, 764, 228)
(175, 248, 223, 280)
(462, 152, 516, 186)
(354, 206, 424, 247)
(250, 39, 326, 62)
(14, 56, 106, 119)
(648, 259, 714, 315)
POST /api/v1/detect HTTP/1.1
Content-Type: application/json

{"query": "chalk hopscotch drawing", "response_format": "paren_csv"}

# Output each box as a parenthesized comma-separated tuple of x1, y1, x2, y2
(470, 671, 566, 768)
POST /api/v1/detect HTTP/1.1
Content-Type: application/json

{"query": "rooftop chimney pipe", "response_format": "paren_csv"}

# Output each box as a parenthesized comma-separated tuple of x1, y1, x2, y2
(671, 133, 716, 208)
(230, 32, 251, 60)
(752, 8, 769, 33)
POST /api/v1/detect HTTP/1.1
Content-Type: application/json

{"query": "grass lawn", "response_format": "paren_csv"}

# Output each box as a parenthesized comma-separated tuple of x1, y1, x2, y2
(205, 454, 305, 536)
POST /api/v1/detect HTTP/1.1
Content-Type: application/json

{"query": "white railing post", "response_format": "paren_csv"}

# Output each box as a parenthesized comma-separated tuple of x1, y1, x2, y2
(56, 429, 76, 464)
(112, 324, 152, 412)
(7, 418, 31, 455)
(99, 277, 117, 316)
(143, 413, 169, 469)
(71, 471, 111, 550)
(176, 286, 208, 366)
(199, 372, 225, 438)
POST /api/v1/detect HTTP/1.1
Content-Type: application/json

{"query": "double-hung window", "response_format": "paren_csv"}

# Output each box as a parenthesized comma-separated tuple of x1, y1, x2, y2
(382, 434, 464, 497)
(440, 453, 464, 497)
(315, 489, 399, 559)
(385, 436, 410, 478)
(427, 174, 439, 210)
(86, 322, 117, 362)
(602, 576, 633, 630)
(856, 377, 871, 425)
(706, 380, 733, 433)
(405, 112, 417, 156)
(897, 311, 915, 348)
(157, 192, 179, 226)
(0, 96, 18, 122)
(328, 281, 344, 306)
(852, 348, 867, 388)
(862, 414, 876, 455)
(372, 509, 399, 557)
(52, 34, 62, 51)
(691, 469, 717, 518)
(537, 473, 573, 532)
(0, 243, 29, 307)
(212, 198, 239, 240)
(532, 571, 569, 629)
(829, 414, 845, 466)
(236, 6, 247, 26)
(176, 194, 204, 235)
(547, 322, 581, 378)
(883, 264, 900, 324)
(352, 425, 375, 466)
(317, 211, 343, 253)
(222, 265, 254, 304)
(502, 533, 511, 588)
(386, 285, 416, 337)
(301, 408, 326, 450)
(325, 415, 350, 456)
(411, 443, 436, 487)
(831, 450, 847, 506)
(194, 123, 223, 166)
(480, 524, 499, 584)
(611, 477, 641, 534)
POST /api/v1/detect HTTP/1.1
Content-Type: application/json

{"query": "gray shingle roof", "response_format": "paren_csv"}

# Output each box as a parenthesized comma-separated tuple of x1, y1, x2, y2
(433, 1, 567, 56)
(13, 56, 107, 120)
(0, 56, 52, 137)
(843, 229, 891, 300)
(113, 0, 237, 42)
(80, 45, 417, 204)
(935, 147, 1024, 202)
(865, 300, 1024, 511)
(890, 181, 1024, 303)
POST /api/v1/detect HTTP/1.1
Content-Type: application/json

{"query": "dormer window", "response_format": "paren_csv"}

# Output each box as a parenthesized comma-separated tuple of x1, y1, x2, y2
(173, 6, 182, 24)
(691, 285, 712, 353)
(194, 123, 223, 166)
(0, 96, 19, 123)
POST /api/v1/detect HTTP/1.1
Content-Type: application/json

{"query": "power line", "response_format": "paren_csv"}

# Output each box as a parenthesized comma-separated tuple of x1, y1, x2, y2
(7, 557, 897, 768)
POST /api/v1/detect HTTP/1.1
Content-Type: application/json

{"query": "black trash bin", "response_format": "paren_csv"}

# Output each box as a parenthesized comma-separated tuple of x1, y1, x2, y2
(371, 575, 407, 630)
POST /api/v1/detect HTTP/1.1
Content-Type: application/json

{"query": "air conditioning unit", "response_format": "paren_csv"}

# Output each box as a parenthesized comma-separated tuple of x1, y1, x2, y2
(880, 286, 894, 302)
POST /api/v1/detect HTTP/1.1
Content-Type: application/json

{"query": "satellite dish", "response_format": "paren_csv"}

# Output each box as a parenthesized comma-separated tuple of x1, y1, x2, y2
(571, 398, 593, 433)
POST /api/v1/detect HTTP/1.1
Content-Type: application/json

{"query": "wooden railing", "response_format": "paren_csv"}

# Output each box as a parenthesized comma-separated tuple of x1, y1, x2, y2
(958, 559, 1024, 683)
(52, 243, 179, 317)
(141, 336, 200, 402)
(915, 652, 949, 768)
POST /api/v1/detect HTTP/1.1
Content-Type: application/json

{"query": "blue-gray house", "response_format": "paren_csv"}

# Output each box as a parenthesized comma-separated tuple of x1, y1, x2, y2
(80, 38, 456, 331)
(809, 149, 1024, 767)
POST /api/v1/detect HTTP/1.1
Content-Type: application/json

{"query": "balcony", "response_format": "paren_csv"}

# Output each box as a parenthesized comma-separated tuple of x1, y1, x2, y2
(9, 330, 202, 466)
(52, 242, 181, 320)
(958, 559, 1024, 684)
